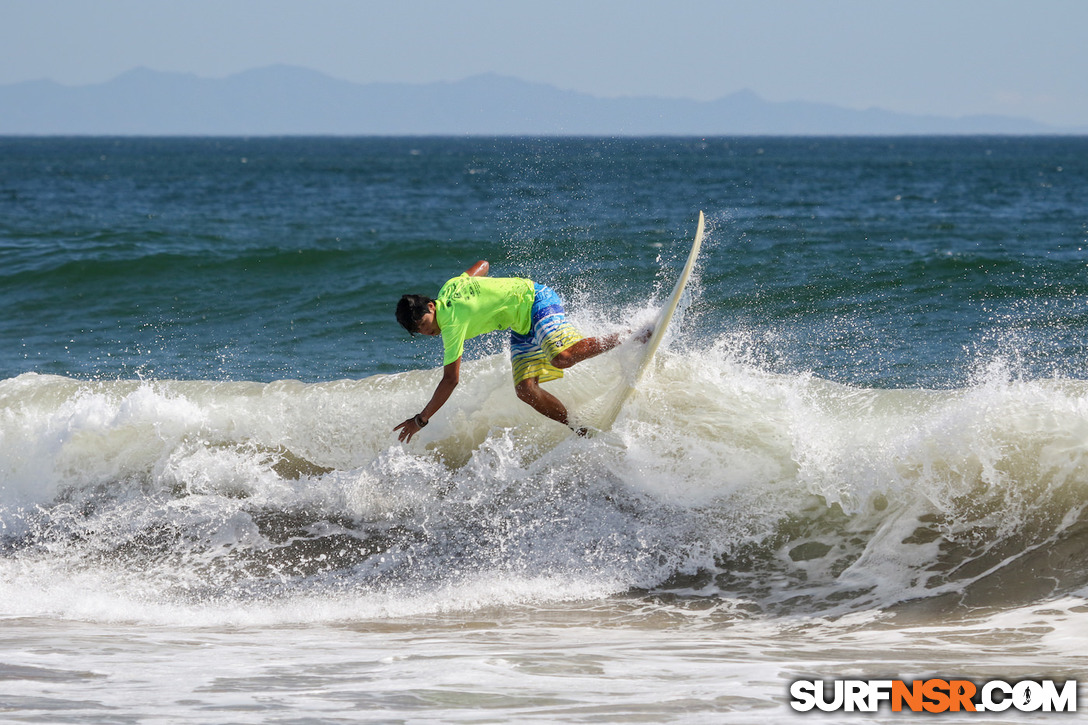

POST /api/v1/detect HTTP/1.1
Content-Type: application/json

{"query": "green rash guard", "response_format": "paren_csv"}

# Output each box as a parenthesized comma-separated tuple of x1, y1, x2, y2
(435, 275, 535, 365)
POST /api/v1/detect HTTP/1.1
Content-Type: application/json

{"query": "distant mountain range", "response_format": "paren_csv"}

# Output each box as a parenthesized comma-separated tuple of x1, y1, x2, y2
(0, 65, 1077, 136)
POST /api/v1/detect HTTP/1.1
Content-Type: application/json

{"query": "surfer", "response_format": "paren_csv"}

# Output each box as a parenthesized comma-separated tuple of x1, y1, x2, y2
(394, 260, 633, 442)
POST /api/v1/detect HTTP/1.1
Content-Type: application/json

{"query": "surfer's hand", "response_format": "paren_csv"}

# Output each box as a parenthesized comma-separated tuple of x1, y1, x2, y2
(633, 325, 653, 344)
(394, 417, 423, 443)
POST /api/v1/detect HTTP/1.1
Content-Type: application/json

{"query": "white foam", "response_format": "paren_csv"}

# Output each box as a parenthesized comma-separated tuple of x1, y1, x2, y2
(2, 342, 1088, 625)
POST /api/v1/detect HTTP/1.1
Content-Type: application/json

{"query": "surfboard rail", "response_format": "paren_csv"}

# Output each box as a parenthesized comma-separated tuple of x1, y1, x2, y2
(592, 211, 705, 433)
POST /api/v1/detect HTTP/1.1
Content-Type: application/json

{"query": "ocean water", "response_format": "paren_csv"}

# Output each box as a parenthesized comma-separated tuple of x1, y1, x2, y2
(1, 136, 1087, 722)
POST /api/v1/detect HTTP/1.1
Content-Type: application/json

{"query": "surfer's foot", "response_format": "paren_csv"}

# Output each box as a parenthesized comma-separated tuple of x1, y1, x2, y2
(633, 324, 653, 344)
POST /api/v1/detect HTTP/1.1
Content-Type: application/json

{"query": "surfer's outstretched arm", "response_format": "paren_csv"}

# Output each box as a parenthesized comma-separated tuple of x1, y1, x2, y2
(394, 357, 461, 443)
(464, 260, 489, 277)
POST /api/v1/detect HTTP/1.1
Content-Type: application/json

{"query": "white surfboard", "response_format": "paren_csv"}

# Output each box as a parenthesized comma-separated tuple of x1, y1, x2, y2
(593, 211, 705, 432)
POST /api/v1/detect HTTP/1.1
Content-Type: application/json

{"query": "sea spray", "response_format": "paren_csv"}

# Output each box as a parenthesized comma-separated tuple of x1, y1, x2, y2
(4, 341, 1088, 626)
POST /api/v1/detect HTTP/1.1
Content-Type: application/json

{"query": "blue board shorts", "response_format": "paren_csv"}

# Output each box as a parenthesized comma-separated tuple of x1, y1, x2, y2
(510, 284, 584, 384)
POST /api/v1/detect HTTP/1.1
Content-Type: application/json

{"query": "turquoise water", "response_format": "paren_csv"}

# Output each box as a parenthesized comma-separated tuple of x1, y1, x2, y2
(3, 137, 1085, 385)
(1, 136, 1087, 722)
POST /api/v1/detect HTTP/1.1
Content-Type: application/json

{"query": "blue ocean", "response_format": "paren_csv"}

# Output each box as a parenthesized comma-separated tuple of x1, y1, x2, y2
(1, 136, 1086, 721)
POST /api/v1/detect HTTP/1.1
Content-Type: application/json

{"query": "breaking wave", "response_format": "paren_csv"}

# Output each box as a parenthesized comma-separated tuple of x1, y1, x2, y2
(2, 337, 1088, 626)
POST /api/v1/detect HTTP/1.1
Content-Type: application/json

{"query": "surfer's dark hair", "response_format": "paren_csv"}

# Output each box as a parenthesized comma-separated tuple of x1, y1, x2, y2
(396, 294, 434, 335)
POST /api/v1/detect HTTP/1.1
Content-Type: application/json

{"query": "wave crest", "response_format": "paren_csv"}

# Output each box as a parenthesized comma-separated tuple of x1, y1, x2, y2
(2, 344, 1088, 623)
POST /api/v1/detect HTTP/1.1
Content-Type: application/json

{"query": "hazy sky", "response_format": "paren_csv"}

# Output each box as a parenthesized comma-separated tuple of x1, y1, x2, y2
(3, 0, 1086, 128)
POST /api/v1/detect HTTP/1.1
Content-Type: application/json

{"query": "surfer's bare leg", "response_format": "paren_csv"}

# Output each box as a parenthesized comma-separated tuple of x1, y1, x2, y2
(515, 377, 571, 426)
(550, 333, 622, 369)
(515, 331, 642, 435)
